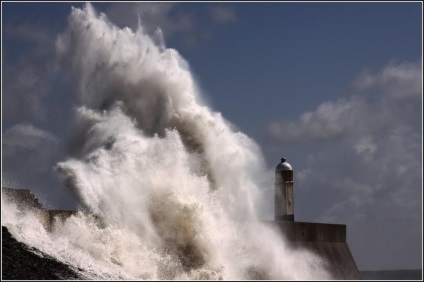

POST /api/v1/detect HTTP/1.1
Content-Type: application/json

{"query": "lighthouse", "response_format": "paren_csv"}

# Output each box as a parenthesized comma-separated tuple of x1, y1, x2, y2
(275, 157, 294, 221)
(270, 156, 360, 279)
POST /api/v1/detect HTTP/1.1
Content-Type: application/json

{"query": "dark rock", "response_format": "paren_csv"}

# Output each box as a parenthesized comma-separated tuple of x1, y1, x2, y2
(2, 226, 81, 280)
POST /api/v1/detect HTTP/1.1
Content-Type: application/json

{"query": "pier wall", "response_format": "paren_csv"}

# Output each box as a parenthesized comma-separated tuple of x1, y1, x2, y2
(2, 187, 78, 231)
(265, 220, 360, 279)
(3, 187, 360, 279)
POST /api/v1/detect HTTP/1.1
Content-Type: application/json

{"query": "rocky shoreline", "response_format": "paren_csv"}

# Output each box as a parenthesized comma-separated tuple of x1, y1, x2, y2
(2, 226, 81, 280)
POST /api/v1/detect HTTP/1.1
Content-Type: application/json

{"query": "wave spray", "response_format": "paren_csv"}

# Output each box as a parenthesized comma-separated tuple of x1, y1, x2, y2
(3, 4, 331, 280)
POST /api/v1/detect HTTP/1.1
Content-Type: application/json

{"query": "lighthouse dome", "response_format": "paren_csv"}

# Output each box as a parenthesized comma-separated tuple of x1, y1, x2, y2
(275, 157, 292, 172)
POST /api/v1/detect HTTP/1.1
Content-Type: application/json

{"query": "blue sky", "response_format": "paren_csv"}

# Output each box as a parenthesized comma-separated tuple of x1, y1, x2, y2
(2, 2, 422, 271)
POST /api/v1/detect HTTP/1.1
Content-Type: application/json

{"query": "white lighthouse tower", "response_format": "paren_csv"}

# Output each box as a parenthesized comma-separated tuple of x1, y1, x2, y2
(275, 157, 294, 221)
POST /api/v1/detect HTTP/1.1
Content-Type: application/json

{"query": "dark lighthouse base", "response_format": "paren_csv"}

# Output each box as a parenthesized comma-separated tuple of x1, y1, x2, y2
(265, 220, 360, 280)
(275, 214, 294, 221)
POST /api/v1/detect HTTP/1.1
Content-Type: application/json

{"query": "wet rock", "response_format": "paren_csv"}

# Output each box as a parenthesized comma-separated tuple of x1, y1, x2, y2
(2, 226, 81, 280)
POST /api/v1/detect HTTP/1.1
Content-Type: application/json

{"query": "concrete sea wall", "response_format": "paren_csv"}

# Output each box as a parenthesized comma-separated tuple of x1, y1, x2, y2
(265, 220, 360, 279)
(2, 187, 360, 279)
(2, 187, 78, 232)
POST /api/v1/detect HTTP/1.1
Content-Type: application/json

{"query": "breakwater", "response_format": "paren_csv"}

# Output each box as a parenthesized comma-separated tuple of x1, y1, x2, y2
(2, 187, 360, 279)
(2, 187, 79, 232)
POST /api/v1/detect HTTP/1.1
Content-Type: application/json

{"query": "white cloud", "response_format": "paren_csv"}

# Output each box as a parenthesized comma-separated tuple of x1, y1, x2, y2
(355, 60, 422, 100)
(268, 97, 366, 142)
(209, 5, 237, 24)
(103, 3, 237, 48)
(4, 23, 51, 45)
(2, 23, 59, 125)
(105, 3, 193, 38)
(3, 123, 59, 174)
(2, 123, 78, 209)
(2, 66, 49, 123)
(266, 60, 422, 269)
(353, 136, 377, 156)
(268, 61, 422, 144)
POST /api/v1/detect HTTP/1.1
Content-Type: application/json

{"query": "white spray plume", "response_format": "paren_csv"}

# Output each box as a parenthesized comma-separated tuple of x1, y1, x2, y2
(4, 4, 331, 279)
